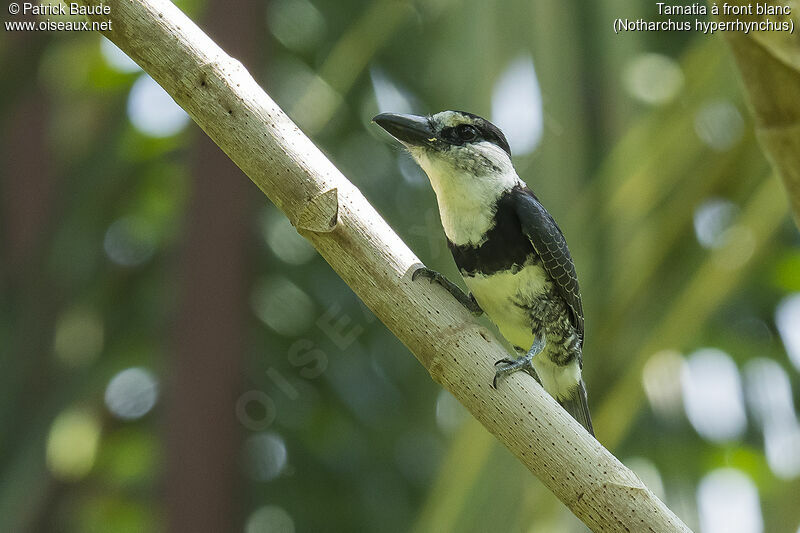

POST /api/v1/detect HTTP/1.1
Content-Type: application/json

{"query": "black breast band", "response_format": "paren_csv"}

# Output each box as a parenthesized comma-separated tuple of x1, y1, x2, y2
(447, 192, 535, 276)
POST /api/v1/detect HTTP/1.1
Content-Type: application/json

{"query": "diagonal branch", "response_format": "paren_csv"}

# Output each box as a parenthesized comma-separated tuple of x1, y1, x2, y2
(74, 0, 692, 531)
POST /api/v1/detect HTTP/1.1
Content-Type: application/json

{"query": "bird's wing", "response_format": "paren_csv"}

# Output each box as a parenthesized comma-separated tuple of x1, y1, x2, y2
(512, 186, 584, 346)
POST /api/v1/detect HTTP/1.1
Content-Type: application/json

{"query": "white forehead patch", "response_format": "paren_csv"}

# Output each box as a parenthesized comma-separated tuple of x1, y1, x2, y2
(432, 110, 472, 128)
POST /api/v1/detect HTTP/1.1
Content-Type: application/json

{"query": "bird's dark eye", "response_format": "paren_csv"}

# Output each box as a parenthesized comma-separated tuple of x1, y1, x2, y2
(455, 124, 478, 142)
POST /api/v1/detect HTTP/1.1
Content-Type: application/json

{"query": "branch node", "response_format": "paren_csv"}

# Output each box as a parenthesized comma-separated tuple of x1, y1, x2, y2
(295, 188, 339, 233)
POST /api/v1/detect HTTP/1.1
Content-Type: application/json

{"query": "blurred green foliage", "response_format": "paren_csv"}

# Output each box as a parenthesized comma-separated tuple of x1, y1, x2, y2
(2, 1, 799, 532)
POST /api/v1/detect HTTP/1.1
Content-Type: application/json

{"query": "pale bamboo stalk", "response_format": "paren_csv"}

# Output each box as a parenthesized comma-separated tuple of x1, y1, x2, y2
(74, 0, 692, 530)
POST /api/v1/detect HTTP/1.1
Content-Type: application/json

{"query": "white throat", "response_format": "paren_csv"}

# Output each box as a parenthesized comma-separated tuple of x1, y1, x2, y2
(410, 144, 522, 246)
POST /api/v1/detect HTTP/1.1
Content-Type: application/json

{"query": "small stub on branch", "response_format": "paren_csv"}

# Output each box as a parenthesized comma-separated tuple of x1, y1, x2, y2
(295, 188, 339, 233)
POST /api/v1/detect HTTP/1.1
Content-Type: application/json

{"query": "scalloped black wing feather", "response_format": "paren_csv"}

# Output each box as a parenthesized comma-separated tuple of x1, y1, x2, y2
(511, 186, 584, 346)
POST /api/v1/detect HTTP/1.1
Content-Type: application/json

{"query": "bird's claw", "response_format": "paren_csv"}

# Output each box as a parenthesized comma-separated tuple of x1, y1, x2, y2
(412, 266, 483, 317)
(412, 267, 438, 283)
(492, 334, 547, 389)
(493, 355, 535, 388)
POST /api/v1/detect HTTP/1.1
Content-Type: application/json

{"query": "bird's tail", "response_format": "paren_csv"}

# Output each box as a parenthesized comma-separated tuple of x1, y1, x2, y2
(559, 380, 594, 436)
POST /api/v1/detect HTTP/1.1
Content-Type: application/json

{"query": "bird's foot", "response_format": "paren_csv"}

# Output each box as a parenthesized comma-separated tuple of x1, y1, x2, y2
(492, 334, 546, 388)
(413, 267, 483, 316)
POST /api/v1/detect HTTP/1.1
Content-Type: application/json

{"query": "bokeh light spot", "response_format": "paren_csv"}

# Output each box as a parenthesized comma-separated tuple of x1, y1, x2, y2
(697, 468, 763, 533)
(370, 67, 417, 116)
(776, 293, 800, 371)
(492, 55, 543, 156)
(260, 208, 317, 265)
(100, 37, 141, 73)
(251, 276, 315, 336)
(623, 53, 684, 105)
(127, 74, 190, 137)
(435, 389, 469, 433)
(693, 198, 738, 249)
(245, 505, 295, 533)
(744, 358, 800, 479)
(642, 350, 684, 422)
(396, 154, 427, 187)
(625, 457, 665, 500)
(46, 408, 101, 481)
(681, 348, 746, 442)
(54, 306, 104, 366)
(271, 57, 342, 133)
(267, 0, 325, 52)
(243, 432, 288, 482)
(103, 216, 157, 267)
(762, 422, 800, 479)
(104, 367, 159, 420)
(694, 100, 744, 151)
(743, 358, 796, 426)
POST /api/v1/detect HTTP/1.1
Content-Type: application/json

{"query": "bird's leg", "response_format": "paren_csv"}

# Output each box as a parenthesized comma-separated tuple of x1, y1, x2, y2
(493, 333, 546, 388)
(413, 267, 483, 316)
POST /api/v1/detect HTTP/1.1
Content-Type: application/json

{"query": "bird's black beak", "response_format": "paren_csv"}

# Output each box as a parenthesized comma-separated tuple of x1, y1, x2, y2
(373, 113, 436, 147)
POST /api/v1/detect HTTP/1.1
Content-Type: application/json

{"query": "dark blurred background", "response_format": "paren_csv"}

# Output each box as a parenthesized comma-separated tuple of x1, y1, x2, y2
(2, 0, 800, 532)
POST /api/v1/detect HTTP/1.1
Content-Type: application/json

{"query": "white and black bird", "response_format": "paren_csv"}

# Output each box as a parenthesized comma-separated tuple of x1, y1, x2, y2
(374, 110, 593, 435)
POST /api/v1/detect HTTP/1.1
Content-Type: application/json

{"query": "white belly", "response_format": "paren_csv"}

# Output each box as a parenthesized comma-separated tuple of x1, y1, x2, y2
(463, 261, 548, 351)
(463, 261, 580, 400)
(531, 356, 581, 401)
